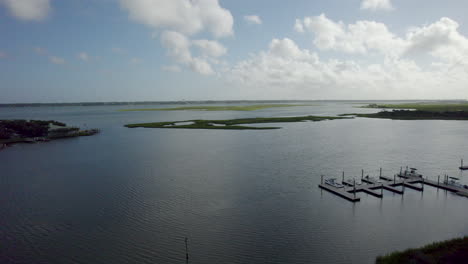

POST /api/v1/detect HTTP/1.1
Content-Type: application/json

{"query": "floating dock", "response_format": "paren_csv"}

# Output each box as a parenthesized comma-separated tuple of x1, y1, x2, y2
(319, 168, 468, 203)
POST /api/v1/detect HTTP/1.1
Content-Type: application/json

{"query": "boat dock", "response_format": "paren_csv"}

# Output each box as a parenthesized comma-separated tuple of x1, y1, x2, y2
(319, 168, 468, 203)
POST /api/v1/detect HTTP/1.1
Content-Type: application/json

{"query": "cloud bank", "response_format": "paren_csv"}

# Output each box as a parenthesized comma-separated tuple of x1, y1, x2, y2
(227, 15, 468, 99)
(1, 0, 51, 21)
(120, 0, 232, 75)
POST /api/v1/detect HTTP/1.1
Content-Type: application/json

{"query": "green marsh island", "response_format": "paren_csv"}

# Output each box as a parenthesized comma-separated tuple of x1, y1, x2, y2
(125, 116, 349, 130)
(376, 236, 468, 264)
(119, 104, 315, 112)
(0, 120, 99, 147)
(345, 102, 468, 120)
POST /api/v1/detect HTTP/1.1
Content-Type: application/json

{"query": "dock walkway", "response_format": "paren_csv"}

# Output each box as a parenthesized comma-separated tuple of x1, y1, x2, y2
(319, 173, 468, 203)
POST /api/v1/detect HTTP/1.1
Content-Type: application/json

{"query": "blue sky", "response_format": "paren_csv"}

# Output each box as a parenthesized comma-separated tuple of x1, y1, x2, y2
(1, 0, 468, 103)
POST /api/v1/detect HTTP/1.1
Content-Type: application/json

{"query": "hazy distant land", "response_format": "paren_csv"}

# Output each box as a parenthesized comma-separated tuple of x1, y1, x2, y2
(120, 104, 315, 112)
(344, 102, 468, 120)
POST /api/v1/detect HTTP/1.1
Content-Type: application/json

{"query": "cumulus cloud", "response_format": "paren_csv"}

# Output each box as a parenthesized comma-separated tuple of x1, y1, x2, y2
(160, 30, 217, 75)
(228, 16, 468, 99)
(360, 0, 393, 11)
(192, 39, 227, 57)
(405, 18, 468, 63)
(294, 14, 405, 56)
(77, 52, 90, 61)
(244, 15, 262, 25)
(1, 0, 51, 21)
(120, 0, 233, 38)
(121, 0, 232, 75)
(49, 56, 65, 64)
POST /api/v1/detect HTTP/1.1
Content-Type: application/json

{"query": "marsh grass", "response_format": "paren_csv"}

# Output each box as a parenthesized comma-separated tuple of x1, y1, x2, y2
(125, 116, 349, 130)
(361, 103, 468, 112)
(376, 237, 468, 264)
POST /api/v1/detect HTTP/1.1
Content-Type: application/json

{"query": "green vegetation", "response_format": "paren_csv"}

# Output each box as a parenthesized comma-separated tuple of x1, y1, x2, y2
(343, 110, 468, 120)
(125, 115, 349, 130)
(362, 102, 468, 112)
(120, 104, 315, 112)
(0, 119, 99, 145)
(376, 237, 468, 264)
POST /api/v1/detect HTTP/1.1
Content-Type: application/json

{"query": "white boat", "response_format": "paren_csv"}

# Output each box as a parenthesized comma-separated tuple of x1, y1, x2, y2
(399, 167, 423, 178)
(325, 178, 344, 188)
(447, 177, 464, 188)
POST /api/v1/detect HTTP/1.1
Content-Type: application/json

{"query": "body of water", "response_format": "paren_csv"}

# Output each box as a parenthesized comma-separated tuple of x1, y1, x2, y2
(1, 102, 468, 263)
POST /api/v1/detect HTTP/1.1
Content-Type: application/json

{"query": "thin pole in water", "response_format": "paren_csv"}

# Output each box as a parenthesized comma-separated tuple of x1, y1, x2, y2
(342, 171, 345, 183)
(438, 175, 440, 186)
(361, 169, 364, 180)
(380, 168, 382, 178)
(321, 175, 324, 184)
(353, 179, 356, 199)
(185, 237, 189, 261)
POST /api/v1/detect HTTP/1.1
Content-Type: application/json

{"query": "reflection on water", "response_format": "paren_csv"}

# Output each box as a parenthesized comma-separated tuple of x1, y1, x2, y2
(1, 102, 468, 264)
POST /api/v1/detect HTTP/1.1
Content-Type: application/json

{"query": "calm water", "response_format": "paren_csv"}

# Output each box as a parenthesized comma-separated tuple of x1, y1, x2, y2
(1, 102, 468, 264)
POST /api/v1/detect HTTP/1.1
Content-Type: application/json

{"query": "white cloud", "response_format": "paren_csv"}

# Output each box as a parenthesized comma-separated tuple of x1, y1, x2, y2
(77, 52, 90, 61)
(160, 31, 193, 64)
(244, 15, 262, 25)
(120, 0, 233, 38)
(405, 18, 468, 63)
(121, 0, 232, 75)
(360, 0, 393, 11)
(192, 39, 227, 57)
(295, 14, 405, 56)
(228, 19, 468, 99)
(49, 56, 65, 64)
(160, 30, 215, 75)
(190, 57, 214, 75)
(1, 0, 51, 21)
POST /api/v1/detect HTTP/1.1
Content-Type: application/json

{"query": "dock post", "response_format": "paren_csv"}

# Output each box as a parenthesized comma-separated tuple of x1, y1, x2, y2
(381, 183, 383, 197)
(361, 169, 364, 180)
(353, 179, 356, 199)
(437, 175, 440, 186)
(462, 159, 464, 168)
(380, 168, 382, 178)
(394, 174, 396, 184)
(422, 177, 424, 191)
(321, 175, 324, 184)
(400, 167, 402, 175)
(342, 171, 344, 184)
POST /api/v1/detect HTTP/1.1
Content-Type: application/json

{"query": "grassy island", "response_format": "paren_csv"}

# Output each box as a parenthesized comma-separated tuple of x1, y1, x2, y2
(362, 102, 468, 112)
(125, 115, 349, 130)
(0, 120, 99, 147)
(376, 237, 468, 264)
(120, 104, 314, 112)
(343, 110, 468, 120)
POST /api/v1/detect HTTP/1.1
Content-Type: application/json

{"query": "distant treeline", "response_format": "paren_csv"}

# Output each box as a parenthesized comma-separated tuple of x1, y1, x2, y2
(2, 100, 465, 107)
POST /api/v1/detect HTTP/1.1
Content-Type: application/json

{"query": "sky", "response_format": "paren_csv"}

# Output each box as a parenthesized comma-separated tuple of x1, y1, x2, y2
(1, 0, 468, 103)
